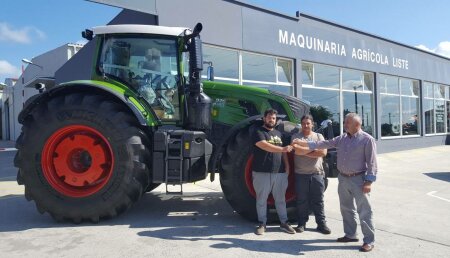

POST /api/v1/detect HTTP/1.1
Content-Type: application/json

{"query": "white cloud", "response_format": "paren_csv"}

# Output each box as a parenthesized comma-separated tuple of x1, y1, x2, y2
(435, 41, 450, 57)
(0, 22, 46, 44)
(416, 44, 433, 52)
(416, 41, 450, 58)
(0, 60, 21, 77)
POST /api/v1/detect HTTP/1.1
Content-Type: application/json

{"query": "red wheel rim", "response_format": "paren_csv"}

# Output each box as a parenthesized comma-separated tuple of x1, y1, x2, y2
(41, 125, 114, 198)
(244, 154, 296, 206)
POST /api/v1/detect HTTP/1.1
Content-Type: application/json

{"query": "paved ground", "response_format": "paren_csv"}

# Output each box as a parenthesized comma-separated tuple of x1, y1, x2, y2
(1, 142, 449, 257)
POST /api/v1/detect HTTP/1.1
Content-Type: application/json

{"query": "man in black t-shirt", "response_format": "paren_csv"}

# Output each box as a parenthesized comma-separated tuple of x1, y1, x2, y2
(252, 109, 296, 235)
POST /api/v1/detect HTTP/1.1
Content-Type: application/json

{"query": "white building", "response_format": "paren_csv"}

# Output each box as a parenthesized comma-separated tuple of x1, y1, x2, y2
(1, 44, 83, 140)
(1, 78, 17, 140)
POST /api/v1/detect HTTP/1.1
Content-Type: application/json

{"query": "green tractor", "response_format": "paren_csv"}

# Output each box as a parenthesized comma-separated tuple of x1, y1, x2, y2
(15, 23, 336, 223)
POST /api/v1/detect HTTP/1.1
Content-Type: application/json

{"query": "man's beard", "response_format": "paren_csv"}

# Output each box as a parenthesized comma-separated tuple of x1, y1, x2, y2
(264, 122, 276, 129)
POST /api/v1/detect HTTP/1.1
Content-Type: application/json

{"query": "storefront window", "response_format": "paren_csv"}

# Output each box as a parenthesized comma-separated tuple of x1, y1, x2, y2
(301, 63, 313, 85)
(424, 82, 434, 134)
(302, 63, 374, 137)
(424, 82, 449, 134)
(242, 52, 276, 82)
(202, 45, 293, 96)
(342, 69, 374, 92)
(380, 75, 400, 137)
(343, 92, 374, 136)
(302, 87, 340, 137)
(435, 99, 446, 133)
(380, 94, 401, 136)
(380, 75, 420, 137)
(341, 69, 374, 135)
(314, 64, 339, 89)
(203, 45, 239, 81)
(401, 96, 419, 135)
(434, 85, 445, 99)
(380, 75, 400, 95)
(436, 85, 446, 133)
(424, 82, 434, 98)
(446, 87, 450, 133)
(447, 101, 450, 133)
(242, 52, 293, 95)
(400, 78, 420, 136)
(424, 98, 435, 134)
(277, 59, 293, 84)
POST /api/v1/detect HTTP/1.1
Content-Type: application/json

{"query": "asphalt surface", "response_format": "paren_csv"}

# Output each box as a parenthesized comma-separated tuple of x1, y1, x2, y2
(1, 140, 449, 257)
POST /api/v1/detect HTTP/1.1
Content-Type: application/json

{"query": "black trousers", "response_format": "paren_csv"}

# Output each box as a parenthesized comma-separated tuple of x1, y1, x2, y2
(295, 173, 326, 227)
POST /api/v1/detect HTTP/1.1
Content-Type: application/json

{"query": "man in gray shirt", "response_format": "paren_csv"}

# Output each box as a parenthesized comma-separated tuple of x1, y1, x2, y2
(291, 115, 331, 235)
(293, 113, 377, 252)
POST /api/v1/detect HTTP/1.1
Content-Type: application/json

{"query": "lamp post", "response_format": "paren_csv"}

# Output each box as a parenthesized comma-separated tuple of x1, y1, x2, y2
(21, 59, 43, 69)
(353, 84, 363, 114)
(21, 58, 44, 85)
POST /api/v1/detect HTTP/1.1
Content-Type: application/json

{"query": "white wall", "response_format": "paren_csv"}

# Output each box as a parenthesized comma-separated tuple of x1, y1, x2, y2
(1, 79, 16, 140)
(5, 44, 83, 140)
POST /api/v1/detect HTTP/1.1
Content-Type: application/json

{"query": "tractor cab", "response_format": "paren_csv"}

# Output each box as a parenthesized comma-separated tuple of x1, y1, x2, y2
(89, 24, 213, 194)
(92, 25, 188, 121)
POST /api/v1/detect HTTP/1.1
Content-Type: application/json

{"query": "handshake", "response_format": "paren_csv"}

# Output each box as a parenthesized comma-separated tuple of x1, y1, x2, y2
(281, 138, 309, 153)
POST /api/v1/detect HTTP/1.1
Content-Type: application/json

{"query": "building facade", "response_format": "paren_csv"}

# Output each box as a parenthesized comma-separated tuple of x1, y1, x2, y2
(150, 0, 450, 152)
(2, 44, 83, 141)
(1, 78, 17, 140)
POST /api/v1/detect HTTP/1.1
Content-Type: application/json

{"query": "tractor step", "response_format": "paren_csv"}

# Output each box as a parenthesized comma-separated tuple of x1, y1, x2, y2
(165, 184, 183, 195)
(164, 133, 184, 194)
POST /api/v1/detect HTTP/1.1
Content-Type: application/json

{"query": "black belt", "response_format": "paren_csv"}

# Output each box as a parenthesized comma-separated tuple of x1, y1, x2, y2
(340, 171, 365, 177)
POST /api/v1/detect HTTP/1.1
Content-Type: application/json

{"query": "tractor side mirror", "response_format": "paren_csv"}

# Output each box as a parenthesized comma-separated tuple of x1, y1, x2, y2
(204, 61, 214, 81)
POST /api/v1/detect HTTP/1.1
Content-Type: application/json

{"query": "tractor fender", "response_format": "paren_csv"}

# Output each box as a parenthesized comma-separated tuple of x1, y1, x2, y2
(18, 83, 151, 127)
(209, 114, 295, 181)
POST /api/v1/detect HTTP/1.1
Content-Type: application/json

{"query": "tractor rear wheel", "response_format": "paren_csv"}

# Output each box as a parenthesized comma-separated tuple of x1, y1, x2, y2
(15, 93, 151, 223)
(219, 125, 297, 223)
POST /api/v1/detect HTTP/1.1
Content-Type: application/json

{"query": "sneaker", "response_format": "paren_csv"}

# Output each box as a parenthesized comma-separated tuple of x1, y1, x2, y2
(295, 225, 305, 233)
(280, 222, 296, 234)
(317, 224, 331, 234)
(255, 224, 266, 235)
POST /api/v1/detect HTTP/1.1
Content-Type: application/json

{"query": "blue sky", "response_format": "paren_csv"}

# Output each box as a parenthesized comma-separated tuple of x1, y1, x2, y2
(1, 0, 449, 83)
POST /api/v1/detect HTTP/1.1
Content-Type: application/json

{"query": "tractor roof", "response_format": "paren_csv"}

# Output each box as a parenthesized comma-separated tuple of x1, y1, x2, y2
(93, 24, 188, 37)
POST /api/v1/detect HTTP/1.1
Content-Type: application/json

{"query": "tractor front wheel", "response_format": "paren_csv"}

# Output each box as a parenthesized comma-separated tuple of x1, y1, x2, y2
(15, 93, 151, 223)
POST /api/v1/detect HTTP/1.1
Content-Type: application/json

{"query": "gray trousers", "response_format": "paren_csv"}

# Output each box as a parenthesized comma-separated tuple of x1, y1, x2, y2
(338, 174, 375, 245)
(252, 171, 289, 225)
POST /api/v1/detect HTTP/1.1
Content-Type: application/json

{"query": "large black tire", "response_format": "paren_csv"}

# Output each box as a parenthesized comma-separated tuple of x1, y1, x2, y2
(219, 124, 297, 223)
(15, 93, 151, 223)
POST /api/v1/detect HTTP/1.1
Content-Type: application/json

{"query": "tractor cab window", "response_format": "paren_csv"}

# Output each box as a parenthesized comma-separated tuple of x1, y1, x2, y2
(99, 36, 180, 121)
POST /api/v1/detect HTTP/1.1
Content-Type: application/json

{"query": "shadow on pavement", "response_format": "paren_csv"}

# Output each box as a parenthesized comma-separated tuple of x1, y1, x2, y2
(0, 191, 356, 254)
(424, 172, 450, 183)
(0, 191, 239, 233)
(138, 227, 355, 255)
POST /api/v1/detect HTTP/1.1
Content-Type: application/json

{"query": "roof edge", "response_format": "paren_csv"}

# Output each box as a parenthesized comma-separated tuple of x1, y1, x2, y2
(299, 13, 450, 62)
(223, 0, 299, 21)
